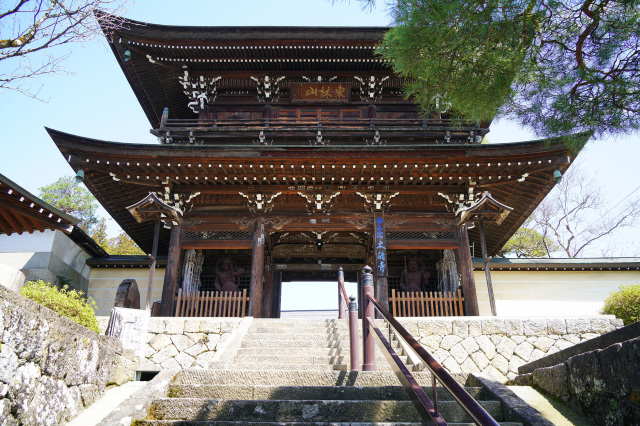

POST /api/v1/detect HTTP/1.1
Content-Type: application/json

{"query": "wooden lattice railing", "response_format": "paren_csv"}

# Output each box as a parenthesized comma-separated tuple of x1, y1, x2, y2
(174, 289, 249, 317)
(390, 289, 465, 317)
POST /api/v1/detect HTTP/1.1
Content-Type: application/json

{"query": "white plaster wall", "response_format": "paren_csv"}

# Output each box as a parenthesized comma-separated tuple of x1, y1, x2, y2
(474, 269, 640, 317)
(0, 229, 55, 254)
(51, 230, 91, 279)
(0, 230, 92, 293)
(89, 268, 166, 316)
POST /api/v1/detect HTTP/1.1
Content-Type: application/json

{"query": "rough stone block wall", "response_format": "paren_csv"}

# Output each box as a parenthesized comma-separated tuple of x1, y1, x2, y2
(137, 318, 245, 371)
(397, 316, 623, 382)
(514, 336, 640, 425)
(0, 286, 135, 426)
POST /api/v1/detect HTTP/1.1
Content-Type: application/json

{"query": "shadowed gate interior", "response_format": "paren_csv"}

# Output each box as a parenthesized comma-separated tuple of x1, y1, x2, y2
(174, 228, 462, 317)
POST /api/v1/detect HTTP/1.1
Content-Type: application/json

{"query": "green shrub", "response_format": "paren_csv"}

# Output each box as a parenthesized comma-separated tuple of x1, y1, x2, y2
(601, 283, 640, 326)
(20, 280, 100, 333)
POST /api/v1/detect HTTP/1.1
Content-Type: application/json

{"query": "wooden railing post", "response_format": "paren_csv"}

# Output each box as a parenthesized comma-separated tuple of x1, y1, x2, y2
(338, 267, 345, 319)
(362, 265, 377, 371)
(349, 296, 360, 372)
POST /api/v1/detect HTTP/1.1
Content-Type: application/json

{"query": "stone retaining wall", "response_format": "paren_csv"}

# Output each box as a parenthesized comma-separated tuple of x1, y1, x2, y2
(512, 335, 640, 425)
(397, 316, 623, 382)
(136, 317, 249, 371)
(0, 285, 135, 426)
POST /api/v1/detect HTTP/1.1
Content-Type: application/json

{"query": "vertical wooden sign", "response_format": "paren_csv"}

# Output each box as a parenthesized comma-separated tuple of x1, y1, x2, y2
(373, 212, 387, 277)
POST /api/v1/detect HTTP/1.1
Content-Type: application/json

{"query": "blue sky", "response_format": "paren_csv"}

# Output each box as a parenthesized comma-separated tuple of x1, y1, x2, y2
(1, 0, 639, 257)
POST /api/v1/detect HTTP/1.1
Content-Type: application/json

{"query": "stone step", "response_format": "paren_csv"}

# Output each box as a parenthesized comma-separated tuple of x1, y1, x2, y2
(239, 338, 401, 350)
(230, 363, 349, 371)
(175, 370, 453, 387)
(147, 398, 504, 423)
(242, 332, 352, 341)
(232, 355, 410, 366)
(240, 339, 350, 349)
(246, 324, 347, 333)
(135, 421, 522, 426)
(236, 348, 351, 357)
(167, 384, 484, 401)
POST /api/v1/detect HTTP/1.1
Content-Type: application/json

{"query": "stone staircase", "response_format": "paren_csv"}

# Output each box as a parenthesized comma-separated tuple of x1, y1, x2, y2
(135, 319, 523, 425)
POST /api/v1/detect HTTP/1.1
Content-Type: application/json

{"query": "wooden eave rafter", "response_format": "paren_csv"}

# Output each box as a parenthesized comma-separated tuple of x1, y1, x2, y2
(47, 128, 588, 255)
(0, 174, 78, 236)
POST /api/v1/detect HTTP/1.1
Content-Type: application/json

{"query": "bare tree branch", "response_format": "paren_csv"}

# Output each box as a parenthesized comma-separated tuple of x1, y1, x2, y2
(530, 161, 640, 257)
(0, 0, 128, 99)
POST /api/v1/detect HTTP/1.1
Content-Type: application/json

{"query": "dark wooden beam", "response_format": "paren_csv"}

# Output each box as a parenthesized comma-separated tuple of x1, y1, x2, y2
(386, 240, 459, 250)
(160, 222, 183, 317)
(180, 240, 253, 250)
(249, 217, 265, 318)
(478, 221, 497, 316)
(457, 224, 479, 316)
(173, 184, 468, 195)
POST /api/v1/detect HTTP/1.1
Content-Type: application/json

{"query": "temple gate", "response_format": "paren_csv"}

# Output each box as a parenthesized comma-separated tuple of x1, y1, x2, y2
(48, 19, 586, 317)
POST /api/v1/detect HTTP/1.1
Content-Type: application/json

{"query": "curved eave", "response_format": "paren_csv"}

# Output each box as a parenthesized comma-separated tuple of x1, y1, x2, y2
(0, 172, 79, 236)
(105, 15, 388, 44)
(46, 127, 583, 158)
(47, 127, 588, 255)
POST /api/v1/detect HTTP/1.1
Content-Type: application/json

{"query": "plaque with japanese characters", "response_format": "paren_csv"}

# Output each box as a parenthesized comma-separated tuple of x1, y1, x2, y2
(290, 83, 351, 103)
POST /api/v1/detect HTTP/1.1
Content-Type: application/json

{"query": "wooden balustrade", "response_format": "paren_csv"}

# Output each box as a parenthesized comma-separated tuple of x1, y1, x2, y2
(174, 289, 249, 317)
(389, 289, 465, 317)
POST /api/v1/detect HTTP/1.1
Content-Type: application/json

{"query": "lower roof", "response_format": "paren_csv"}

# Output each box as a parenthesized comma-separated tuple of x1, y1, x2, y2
(47, 128, 588, 256)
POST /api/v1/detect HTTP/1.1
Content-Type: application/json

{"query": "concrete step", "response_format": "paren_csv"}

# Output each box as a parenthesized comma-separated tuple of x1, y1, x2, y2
(232, 355, 410, 366)
(167, 384, 483, 401)
(175, 370, 453, 387)
(146, 398, 504, 423)
(135, 421, 523, 426)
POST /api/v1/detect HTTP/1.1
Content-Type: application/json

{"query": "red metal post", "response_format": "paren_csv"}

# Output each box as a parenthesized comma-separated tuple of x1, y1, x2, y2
(348, 295, 360, 372)
(362, 265, 377, 371)
(338, 267, 345, 319)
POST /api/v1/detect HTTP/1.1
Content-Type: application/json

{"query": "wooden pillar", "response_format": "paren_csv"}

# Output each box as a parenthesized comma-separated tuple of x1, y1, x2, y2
(262, 268, 274, 318)
(372, 212, 389, 313)
(457, 224, 479, 316)
(160, 221, 183, 317)
(478, 221, 497, 316)
(249, 218, 265, 317)
(271, 270, 282, 318)
(145, 218, 161, 311)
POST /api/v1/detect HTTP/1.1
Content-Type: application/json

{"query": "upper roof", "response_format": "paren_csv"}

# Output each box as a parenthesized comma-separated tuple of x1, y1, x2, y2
(103, 16, 392, 128)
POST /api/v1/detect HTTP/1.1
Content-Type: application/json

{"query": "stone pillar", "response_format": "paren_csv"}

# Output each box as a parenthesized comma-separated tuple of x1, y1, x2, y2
(105, 307, 150, 356)
(249, 218, 265, 318)
(160, 221, 183, 317)
(457, 224, 479, 316)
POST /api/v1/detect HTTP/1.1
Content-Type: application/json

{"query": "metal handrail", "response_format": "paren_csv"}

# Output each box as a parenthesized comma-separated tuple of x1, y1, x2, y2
(364, 291, 499, 426)
(337, 267, 360, 371)
(365, 316, 447, 426)
(337, 267, 349, 319)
